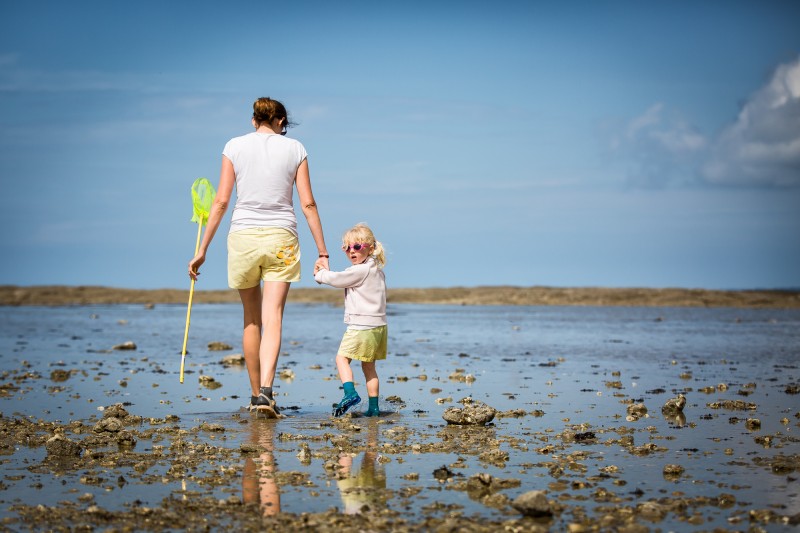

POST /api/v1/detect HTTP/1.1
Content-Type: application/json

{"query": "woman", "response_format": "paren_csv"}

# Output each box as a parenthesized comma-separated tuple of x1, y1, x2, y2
(188, 97, 329, 416)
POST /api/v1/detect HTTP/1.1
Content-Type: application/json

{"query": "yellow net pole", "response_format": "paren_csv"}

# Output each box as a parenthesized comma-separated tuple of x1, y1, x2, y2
(180, 220, 203, 383)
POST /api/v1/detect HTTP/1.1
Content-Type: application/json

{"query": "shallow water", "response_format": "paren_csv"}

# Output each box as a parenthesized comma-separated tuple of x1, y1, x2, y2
(1, 302, 799, 529)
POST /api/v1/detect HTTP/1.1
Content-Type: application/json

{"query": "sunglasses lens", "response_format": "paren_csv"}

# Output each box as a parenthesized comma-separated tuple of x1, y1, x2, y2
(353, 243, 362, 251)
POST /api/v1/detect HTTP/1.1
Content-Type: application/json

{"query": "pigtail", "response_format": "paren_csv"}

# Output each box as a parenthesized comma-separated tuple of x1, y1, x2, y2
(372, 240, 387, 268)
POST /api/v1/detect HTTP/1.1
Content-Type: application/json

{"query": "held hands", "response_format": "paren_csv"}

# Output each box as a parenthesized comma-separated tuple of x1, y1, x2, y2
(314, 256, 329, 274)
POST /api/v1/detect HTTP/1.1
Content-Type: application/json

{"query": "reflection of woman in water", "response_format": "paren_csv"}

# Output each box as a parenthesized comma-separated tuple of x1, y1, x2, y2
(336, 419, 387, 514)
(242, 418, 280, 516)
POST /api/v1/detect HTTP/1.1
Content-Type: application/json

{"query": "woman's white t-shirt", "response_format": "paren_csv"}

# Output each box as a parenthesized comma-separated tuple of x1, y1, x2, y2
(222, 132, 308, 235)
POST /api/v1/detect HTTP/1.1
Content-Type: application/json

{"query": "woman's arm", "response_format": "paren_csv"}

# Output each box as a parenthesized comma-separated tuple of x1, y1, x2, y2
(188, 156, 235, 281)
(295, 158, 330, 270)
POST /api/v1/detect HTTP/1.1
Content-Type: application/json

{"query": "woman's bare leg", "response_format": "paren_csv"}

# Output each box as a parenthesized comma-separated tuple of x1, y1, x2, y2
(259, 281, 291, 387)
(238, 285, 262, 397)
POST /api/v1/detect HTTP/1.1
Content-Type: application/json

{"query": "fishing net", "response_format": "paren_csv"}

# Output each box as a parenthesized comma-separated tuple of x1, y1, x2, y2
(190, 177, 216, 225)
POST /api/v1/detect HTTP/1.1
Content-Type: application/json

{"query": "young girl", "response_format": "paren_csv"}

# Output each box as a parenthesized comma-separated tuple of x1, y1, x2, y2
(314, 223, 387, 417)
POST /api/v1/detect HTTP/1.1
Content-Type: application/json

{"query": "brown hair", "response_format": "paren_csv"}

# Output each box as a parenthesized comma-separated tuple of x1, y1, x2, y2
(252, 97, 292, 129)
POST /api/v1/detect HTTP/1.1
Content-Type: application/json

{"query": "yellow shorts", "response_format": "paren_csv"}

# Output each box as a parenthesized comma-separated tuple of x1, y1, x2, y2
(227, 227, 301, 288)
(338, 325, 388, 362)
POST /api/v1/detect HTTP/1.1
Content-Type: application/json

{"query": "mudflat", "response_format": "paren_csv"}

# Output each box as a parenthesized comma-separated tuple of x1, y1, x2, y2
(1, 292, 798, 531)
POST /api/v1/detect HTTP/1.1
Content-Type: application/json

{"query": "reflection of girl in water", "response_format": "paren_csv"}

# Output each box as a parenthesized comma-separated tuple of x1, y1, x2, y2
(242, 419, 280, 516)
(336, 420, 387, 514)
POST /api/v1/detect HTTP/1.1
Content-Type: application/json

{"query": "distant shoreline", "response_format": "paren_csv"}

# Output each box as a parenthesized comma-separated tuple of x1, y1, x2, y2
(1, 285, 798, 308)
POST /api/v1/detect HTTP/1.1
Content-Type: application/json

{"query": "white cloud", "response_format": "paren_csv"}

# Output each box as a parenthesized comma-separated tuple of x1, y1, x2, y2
(612, 103, 708, 187)
(702, 56, 800, 187)
(611, 56, 800, 189)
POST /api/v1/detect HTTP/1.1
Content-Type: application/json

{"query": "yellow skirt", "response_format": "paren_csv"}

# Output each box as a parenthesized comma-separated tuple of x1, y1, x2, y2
(337, 325, 388, 362)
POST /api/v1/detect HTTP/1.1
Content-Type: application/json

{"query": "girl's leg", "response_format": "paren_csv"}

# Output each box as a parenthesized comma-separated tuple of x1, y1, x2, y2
(238, 286, 263, 397)
(362, 361, 380, 416)
(336, 354, 354, 384)
(361, 361, 379, 397)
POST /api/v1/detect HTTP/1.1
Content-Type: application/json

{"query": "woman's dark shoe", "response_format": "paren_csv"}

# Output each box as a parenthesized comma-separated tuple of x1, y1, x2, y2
(251, 390, 281, 418)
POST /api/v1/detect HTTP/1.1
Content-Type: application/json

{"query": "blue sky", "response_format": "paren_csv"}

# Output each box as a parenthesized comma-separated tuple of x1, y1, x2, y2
(1, 1, 799, 291)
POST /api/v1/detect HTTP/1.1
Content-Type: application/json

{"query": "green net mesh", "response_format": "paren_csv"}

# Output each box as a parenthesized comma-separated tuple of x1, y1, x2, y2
(190, 177, 216, 225)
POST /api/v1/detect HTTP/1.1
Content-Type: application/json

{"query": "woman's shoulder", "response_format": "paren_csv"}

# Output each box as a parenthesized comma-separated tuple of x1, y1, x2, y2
(224, 132, 257, 147)
(281, 135, 307, 151)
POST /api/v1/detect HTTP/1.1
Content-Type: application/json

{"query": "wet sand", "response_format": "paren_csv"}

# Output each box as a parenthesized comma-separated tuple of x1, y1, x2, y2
(0, 297, 799, 531)
(2, 284, 799, 308)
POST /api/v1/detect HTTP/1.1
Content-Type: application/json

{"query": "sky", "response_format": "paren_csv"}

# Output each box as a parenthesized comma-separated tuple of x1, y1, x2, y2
(1, 0, 799, 291)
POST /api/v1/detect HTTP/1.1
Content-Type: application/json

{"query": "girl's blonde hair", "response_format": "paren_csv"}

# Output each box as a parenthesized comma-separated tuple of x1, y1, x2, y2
(343, 223, 386, 268)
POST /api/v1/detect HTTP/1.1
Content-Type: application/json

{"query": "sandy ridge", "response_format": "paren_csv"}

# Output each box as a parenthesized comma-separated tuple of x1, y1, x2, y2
(1, 284, 798, 308)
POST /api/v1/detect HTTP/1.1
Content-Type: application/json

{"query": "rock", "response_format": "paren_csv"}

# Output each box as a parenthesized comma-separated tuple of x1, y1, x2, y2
(199, 375, 222, 389)
(511, 490, 552, 517)
(45, 434, 83, 458)
(662, 464, 685, 480)
(464, 473, 521, 496)
(755, 435, 773, 447)
(626, 403, 647, 419)
(638, 500, 667, 521)
(466, 472, 494, 493)
(240, 443, 260, 454)
(496, 409, 527, 418)
(707, 399, 757, 411)
(479, 448, 509, 466)
(448, 369, 476, 383)
(116, 431, 137, 448)
(385, 395, 406, 405)
(745, 418, 761, 430)
(433, 465, 458, 481)
(103, 404, 129, 419)
(221, 354, 245, 366)
(442, 399, 496, 426)
(50, 369, 71, 382)
(208, 341, 233, 351)
(93, 417, 123, 433)
(661, 394, 686, 416)
(112, 341, 136, 351)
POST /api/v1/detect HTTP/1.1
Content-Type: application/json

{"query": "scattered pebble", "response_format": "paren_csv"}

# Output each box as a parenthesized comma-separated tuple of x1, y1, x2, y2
(111, 341, 136, 351)
(208, 341, 233, 351)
